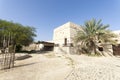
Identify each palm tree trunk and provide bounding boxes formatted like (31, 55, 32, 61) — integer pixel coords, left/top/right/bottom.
(90, 41, 96, 55)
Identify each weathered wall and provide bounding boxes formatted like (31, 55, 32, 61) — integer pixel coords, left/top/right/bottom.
(53, 22, 81, 54)
(113, 30, 120, 44)
(22, 43, 44, 51)
(53, 22, 71, 45)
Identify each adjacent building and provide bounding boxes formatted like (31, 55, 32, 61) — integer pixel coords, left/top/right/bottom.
(22, 41, 54, 52)
(113, 30, 120, 44)
(112, 30, 120, 55)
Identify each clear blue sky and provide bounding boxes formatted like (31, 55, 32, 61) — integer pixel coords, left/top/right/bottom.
(0, 0, 120, 41)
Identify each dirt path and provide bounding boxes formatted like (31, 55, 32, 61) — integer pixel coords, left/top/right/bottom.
(0, 53, 71, 80)
(0, 53, 120, 80)
(65, 55, 120, 80)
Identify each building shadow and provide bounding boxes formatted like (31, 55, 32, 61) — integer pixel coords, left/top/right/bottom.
(14, 62, 37, 68)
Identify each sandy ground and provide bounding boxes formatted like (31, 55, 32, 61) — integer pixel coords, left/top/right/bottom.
(66, 55, 120, 80)
(0, 52, 120, 80)
(0, 52, 71, 80)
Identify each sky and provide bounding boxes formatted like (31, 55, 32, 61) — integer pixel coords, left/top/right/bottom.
(0, 0, 120, 41)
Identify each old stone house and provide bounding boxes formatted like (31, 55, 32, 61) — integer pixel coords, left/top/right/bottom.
(53, 22, 120, 55)
(53, 22, 82, 54)
(22, 22, 120, 55)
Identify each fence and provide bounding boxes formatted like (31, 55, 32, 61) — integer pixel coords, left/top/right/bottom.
(0, 32, 15, 70)
(0, 48, 15, 70)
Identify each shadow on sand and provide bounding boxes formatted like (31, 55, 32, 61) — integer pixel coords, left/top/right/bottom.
(14, 62, 37, 68)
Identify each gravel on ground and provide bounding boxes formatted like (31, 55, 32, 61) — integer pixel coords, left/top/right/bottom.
(0, 52, 120, 80)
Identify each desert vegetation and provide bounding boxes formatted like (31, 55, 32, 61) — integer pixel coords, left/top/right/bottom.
(0, 19, 36, 69)
(74, 19, 117, 56)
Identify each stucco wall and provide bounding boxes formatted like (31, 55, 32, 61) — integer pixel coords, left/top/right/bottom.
(53, 22, 81, 45)
(53, 22, 71, 46)
(53, 22, 81, 54)
(113, 30, 120, 44)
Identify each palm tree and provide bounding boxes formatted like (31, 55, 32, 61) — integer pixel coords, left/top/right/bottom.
(74, 19, 117, 56)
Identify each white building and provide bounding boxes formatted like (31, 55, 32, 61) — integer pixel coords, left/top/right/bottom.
(22, 43, 43, 51)
(53, 22, 120, 55)
(53, 22, 82, 54)
(113, 30, 120, 44)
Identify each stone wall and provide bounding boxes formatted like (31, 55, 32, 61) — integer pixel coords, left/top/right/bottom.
(22, 43, 44, 51)
(53, 22, 81, 54)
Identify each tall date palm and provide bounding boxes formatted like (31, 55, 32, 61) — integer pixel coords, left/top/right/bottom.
(74, 19, 117, 55)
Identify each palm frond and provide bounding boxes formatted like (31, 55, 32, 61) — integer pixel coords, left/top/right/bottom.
(74, 19, 117, 55)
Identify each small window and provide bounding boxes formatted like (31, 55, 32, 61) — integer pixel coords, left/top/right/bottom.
(98, 47, 103, 51)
